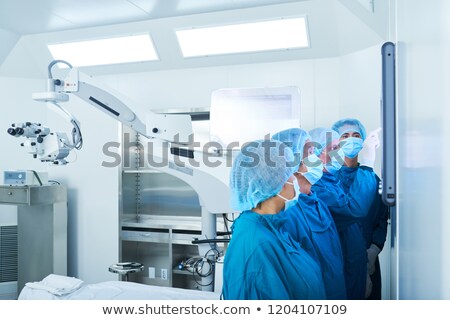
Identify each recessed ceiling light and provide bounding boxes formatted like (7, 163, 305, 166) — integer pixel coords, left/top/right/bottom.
(176, 17, 309, 58)
(48, 34, 159, 67)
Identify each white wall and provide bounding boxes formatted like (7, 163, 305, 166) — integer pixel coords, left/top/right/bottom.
(0, 28, 19, 67)
(0, 77, 47, 226)
(339, 44, 383, 173)
(396, 0, 450, 299)
(339, 45, 382, 130)
(0, 77, 48, 170)
(442, 0, 450, 298)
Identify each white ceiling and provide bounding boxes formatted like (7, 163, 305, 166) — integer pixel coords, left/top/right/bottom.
(0, 0, 307, 35)
(0, 0, 390, 77)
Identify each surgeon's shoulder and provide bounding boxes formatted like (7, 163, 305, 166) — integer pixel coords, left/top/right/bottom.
(232, 212, 274, 239)
(358, 165, 381, 181)
(358, 164, 374, 172)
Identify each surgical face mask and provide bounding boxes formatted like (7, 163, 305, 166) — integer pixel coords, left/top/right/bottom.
(313, 145, 323, 157)
(277, 179, 300, 211)
(301, 154, 324, 185)
(340, 137, 363, 159)
(325, 148, 345, 174)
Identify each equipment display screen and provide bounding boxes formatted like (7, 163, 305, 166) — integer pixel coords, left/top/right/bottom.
(209, 87, 301, 150)
(4, 171, 26, 183)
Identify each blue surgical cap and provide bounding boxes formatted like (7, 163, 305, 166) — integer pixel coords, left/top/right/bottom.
(309, 127, 340, 155)
(272, 128, 311, 159)
(230, 139, 296, 212)
(331, 118, 367, 140)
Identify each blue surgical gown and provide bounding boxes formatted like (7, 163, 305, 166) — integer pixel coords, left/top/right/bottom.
(337, 165, 389, 299)
(282, 193, 346, 299)
(222, 210, 326, 300)
(312, 170, 376, 299)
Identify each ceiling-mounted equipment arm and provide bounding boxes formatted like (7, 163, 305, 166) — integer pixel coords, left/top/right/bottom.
(32, 62, 193, 143)
(71, 78, 147, 136)
(9, 60, 193, 165)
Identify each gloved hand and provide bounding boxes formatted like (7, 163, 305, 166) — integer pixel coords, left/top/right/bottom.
(365, 271, 373, 299)
(358, 128, 381, 168)
(367, 243, 381, 275)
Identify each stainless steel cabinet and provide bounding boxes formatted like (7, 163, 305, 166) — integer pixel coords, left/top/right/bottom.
(118, 124, 225, 291)
(0, 185, 67, 293)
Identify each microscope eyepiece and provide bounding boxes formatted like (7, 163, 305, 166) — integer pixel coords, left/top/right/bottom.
(7, 128, 17, 136)
(7, 127, 25, 136)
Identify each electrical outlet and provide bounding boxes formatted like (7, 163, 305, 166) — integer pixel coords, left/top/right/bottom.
(161, 268, 168, 280)
(148, 267, 155, 279)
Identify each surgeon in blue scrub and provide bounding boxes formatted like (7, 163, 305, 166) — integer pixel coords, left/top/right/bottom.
(222, 139, 326, 300)
(309, 127, 377, 300)
(272, 128, 346, 300)
(331, 118, 389, 300)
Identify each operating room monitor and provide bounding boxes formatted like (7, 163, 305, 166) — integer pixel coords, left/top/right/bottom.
(209, 86, 301, 150)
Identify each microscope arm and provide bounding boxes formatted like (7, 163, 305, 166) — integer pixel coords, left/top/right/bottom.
(33, 66, 193, 143)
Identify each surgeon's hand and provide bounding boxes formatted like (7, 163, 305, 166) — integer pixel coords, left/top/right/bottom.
(359, 128, 381, 168)
(367, 243, 381, 275)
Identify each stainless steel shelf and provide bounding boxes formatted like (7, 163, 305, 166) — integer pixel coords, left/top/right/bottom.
(122, 169, 161, 174)
(122, 215, 202, 230)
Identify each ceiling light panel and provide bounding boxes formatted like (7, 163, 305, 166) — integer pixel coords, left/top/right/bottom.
(48, 34, 159, 67)
(176, 17, 309, 58)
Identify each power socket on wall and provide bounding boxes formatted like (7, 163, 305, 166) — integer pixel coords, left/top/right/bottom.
(161, 268, 168, 280)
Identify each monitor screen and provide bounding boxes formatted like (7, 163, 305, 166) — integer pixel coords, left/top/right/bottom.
(209, 86, 301, 150)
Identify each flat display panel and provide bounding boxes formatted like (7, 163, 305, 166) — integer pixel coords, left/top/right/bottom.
(209, 86, 301, 150)
(381, 42, 396, 206)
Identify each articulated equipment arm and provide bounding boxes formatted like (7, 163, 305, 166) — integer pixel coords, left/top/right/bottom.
(12, 60, 192, 165)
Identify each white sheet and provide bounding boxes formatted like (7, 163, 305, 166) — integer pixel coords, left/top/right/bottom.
(25, 274, 84, 296)
(19, 278, 220, 300)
